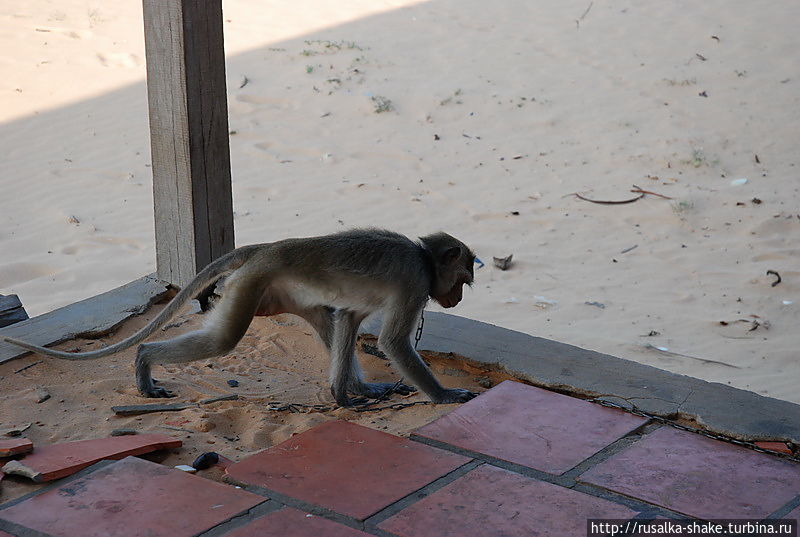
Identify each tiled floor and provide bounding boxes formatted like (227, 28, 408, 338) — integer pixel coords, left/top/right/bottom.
(1, 380, 799, 537)
(413, 380, 647, 474)
(579, 425, 800, 519)
(0, 457, 264, 537)
(225, 420, 470, 520)
(378, 464, 635, 537)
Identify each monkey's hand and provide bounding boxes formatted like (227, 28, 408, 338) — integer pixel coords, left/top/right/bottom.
(432, 388, 478, 404)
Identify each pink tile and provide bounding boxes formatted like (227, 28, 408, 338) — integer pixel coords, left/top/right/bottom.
(579, 427, 800, 519)
(225, 420, 470, 520)
(225, 508, 371, 537)
(0, 457, 264, 537)
(0, 531, 13, 537)
(414, 380, 647, 474)
(0, 433, 181, 481)
(379, 464, 636, 537)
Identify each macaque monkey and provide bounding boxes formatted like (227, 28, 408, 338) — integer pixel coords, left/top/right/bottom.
(4, 230, 477, 406)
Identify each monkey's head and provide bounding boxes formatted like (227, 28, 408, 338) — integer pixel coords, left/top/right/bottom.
(420, 232, 475, 309)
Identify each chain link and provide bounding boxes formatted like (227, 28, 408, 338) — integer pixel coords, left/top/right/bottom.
(589, 398, 800, 462)
(414, 310, 425, 350)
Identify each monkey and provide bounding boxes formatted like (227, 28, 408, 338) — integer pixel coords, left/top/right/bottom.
(3, 229, 478, 407)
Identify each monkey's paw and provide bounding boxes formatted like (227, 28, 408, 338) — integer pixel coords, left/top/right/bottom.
(352, 381, 416, 399)
(432, 388, 478, 404)
(140, 385, 175, 398)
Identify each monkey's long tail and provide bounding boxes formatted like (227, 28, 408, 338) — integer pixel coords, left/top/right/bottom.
(2, 246, 260, 360)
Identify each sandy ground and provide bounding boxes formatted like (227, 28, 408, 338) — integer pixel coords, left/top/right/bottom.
(0, 302, 512, 502)
(1, 0, 798, 409)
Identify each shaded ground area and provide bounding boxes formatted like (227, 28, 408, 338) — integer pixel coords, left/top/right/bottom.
(0, 303, 510, 503)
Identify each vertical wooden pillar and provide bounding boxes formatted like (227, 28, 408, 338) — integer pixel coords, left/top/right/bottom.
(142, 0, 234, 287)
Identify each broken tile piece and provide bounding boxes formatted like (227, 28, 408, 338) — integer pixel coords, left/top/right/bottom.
(0, 433, 181, 482)
(414, 380, 647, 474)
(0, 437, 33, 457)
(0, 457, 264, 537)
(226, 420, 470, 520)
(379, 464, 636, 537)
(225, 507, 372, 537)
(754, 441, 793, 455)
(579, 427, 800, 519)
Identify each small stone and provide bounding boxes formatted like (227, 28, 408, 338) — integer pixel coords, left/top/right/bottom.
(227, 379, 239, 387)
(175, 464, 197, 473)
(475, 377, 493, 389)
(192, 452, 220, 470)
(34, 388, 51, 404)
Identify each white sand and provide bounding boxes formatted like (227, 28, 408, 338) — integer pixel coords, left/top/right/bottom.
(1, 0, 798, 403)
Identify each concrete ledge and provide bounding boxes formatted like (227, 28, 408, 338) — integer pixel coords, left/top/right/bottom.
(362, 312, 800, 445)
(0, 274, 171, 365)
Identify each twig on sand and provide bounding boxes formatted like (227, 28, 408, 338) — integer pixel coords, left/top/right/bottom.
(766, 270, 781, 287)
(14, 361, 42, 374)
(570, 184, 673, 204)
(571, 192, 645, 205)
(575, 1, 594, 28)
(630, 184, 673, 199)
(643, 344, 741, 369)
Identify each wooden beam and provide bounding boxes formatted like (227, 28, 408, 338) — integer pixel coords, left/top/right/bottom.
(142, 0, 234, 287)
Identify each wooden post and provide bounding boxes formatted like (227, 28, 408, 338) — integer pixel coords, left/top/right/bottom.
(142, 0, 234, 287)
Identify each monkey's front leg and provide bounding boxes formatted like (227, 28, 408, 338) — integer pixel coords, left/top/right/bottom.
(378, 305, 477, 404)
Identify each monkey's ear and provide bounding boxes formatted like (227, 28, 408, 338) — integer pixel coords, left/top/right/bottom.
(441, 246, 462, 265)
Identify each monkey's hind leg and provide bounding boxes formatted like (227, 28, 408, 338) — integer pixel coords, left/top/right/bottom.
(135, 275, 263, 398)
(295, 306, 414, 401)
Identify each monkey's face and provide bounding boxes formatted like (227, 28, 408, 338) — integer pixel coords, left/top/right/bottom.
(431, 244, 475, 309)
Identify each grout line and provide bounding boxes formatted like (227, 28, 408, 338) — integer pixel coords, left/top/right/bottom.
(235, 484, 369, 532)
(194, 500, 280, 537)
(767, 494, 800, 520)
(560, 421, 660, 480)
(411, 434, 562, 483)
(571, 482, 696, 519)
(363, 460, 484, 528)
(0, 518, 55, 537)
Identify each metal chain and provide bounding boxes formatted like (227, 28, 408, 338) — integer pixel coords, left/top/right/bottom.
(589, 398, 800, 463)
(414, 309, 425, 350)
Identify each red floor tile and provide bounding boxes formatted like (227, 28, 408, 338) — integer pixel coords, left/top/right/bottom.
(414, 380, 647, 474)
(224, 507, 372, 537)
(0, 433, 181, 481)
(0, 531, 13, 537)
(579, 426, 800, 519)
(0, 438, 32, 457)
(225, 420, 470, 520)
(379, 464, 636, 537)
(0, 457, 264, 537)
